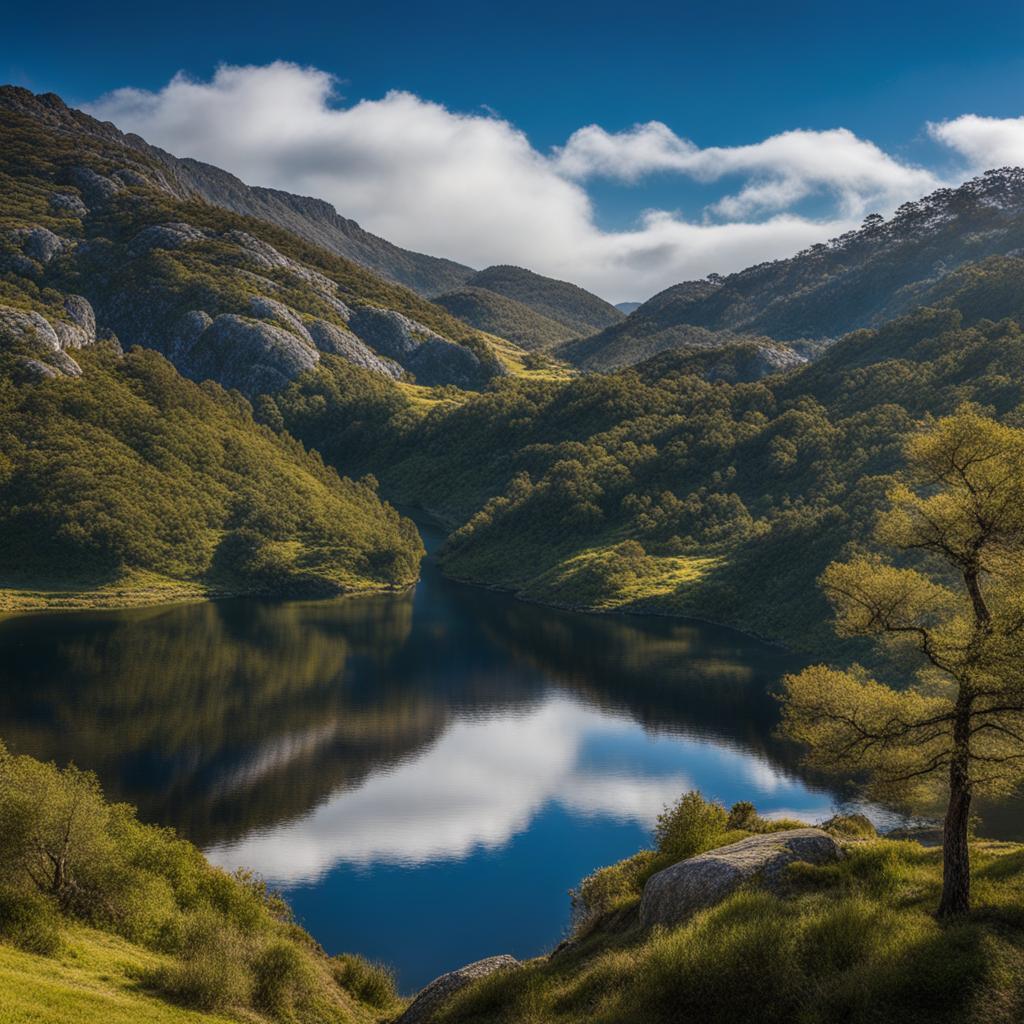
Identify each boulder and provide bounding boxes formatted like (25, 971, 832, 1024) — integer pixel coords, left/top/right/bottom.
(168, 310, 213, 362)
(395, 955, 519, 1024)
(248, 295, 314, 344)
(639, 828, 843, 929)
(305, 319, 403, 378)
(52, 295, 97, 350)
(348, 306, 499, 388)
(0, 305, 84, 378)
(19, 226, 67, 264)
(49, 192, 88, 217)
(181, 313, 319, 396)
(66, 166, 122, 204)
(128, 222, 206, 256)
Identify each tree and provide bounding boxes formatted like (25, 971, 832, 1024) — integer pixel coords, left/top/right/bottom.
(781, 407, 1024, 916)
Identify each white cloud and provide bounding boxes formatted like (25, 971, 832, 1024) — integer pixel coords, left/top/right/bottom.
(555, 124, 939, 219)
(86, 63, 994, 301)
(929, 114, 1024, 172)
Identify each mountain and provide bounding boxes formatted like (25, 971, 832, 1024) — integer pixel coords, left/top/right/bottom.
(432, 284, 579, 350)
(0, 87, 475, 297)
(455, 264, 626, 336)
(0, 85, 505, 397)
(564, 168, 1024, 369)
(615, 301, 642, 314)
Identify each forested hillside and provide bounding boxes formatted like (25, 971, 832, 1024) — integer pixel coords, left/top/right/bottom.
(270, 258, 1024, 652)
(563, 169, 1024, 369)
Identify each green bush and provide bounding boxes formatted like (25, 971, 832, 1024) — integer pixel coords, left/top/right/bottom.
(148, 911, 250, 1011)
(0, 886, 61, 955)
(253, 939, 311, 1017)
(331, 952, 398, 1009)
(653, 791, 729, 864)
(570, 850, 655, 931)
(726, 800, 758, 830)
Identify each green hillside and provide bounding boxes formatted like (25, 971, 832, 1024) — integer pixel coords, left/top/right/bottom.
(433, 285, 578, 350)
(461, 265, 624, 336)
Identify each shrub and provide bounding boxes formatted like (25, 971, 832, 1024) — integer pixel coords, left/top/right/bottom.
(654, 792, 729, 864)
(0, 886, 61, 955)
(253, 939, 310, 1018)
(331, 952, 398, 1009)
(726, 800, 758, 830)
(570, 850, 656, 931)
(146, 911, 250, 1011)
(822, 813, 878, 839)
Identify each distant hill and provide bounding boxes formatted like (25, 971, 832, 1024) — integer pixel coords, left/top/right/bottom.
(563, 168, 1024, 369)
(458, 265, 625, 337)
(432, 285, 578, 350)
(615, 301, 642, 314)
(0, 86, 475, 297)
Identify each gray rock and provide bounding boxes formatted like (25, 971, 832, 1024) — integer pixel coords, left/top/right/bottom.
(248, 295, 314, 343)
(305, 319, 403, 378)
(17, 356, 60, 380)
(52, 295, 97, 350)
(220, 230, 293, 271)
(66, 166, 123, 204)
(0, 306, 62, 353)
(395, 955, 519, 1024)
(111, 167, 149, 188)
(49, 192, 88, 217)
(348, 306, 498, 387)
(0, 305, 84, 378)
(639, 828, 843, 929)
(20, 226, 67, 264)
(168, 310, 213, 362)
(181, 314, 319, 396)
(128, 222, 206, 256)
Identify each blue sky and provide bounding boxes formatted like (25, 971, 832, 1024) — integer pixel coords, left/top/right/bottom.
(6, 1, 1024, 299)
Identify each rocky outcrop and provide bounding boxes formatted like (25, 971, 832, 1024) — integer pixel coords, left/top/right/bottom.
(0, 305, 85, 377)
(127, 222, 207, 256)
(639, 828, 843, 929)
(180, 314, 319, 396)
(349, 307, 499, 388)
(305, 319, 403, 378)
(394, 955, 519, 1024)
(52, 295, 97, 350)
(48, 192, 88, 217)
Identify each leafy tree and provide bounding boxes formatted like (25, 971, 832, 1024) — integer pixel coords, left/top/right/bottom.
(782, 407, 1024, 915)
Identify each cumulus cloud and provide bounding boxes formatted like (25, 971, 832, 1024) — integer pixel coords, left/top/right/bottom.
(86, 63, 997, 301)
(929, 114, 1024, 172)
(555, 124, 939, 219)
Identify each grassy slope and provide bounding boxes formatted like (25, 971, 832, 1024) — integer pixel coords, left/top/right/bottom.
(0, 926, 240, 1024)
(436, 838, 1024, 1024)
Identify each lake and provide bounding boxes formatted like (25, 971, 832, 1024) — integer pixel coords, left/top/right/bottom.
(2, 522, 1019, 991)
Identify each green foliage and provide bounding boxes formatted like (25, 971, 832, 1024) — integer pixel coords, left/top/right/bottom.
(653, 791, 729, 864)
(463, 265, 624, 337)
(330, 953, 399, 1009)
(434, 285, 578, 350)
(0, 741, 385, 1022)
(0, 887, 61, 956)
(437, 837, 1024, 1024)
(0, 346, 423, 599)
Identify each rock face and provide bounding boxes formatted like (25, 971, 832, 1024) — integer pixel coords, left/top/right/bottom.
(395, 955, 519, 1024)
(639, 828, 843, 929)
(349, 307, 498, 388)
(180, 314, 320, 396)
(0, 305, 87, 378)
(305, 319, 404, 378)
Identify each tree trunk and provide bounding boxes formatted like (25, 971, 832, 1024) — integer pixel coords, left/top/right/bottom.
(938, 715, 972, 918)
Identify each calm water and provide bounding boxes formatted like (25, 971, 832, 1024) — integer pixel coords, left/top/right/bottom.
(2, 523, 1020, 990)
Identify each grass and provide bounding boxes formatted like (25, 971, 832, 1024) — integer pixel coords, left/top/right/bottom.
(0, 558, 414, 615)
(485, 333, 576, 382)
(528, 543, 719, 612)
(0, 924, 239, 1024)
(434, 838, 1024, 1024)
